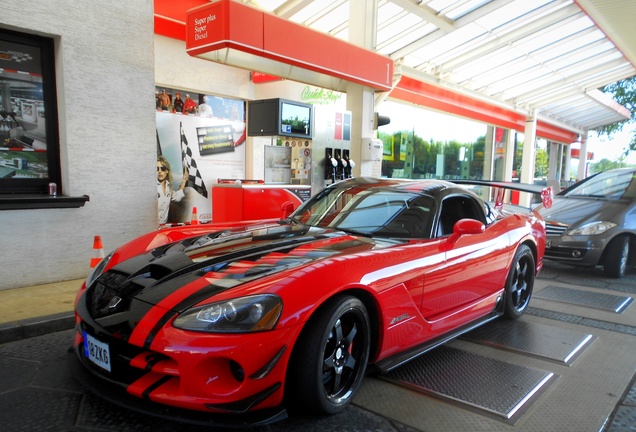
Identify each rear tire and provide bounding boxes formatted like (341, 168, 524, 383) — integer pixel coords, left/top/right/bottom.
(604, 235, 630, 278)
(286, 295, 370, 415)
(503, 245, 535, 319)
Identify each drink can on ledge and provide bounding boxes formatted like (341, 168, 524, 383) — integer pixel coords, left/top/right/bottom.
(48, 182, 57, 196)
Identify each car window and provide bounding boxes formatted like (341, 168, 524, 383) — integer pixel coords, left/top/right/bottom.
(563, 170, 636, 199)
(293, 187, 436, 238)
(437, 195, 487, 237)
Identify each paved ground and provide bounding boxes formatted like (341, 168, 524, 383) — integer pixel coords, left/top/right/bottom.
(0, 261, 635, 431)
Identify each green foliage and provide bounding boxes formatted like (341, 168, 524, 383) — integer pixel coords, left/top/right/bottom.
(595, 76, 636, 153)
(378, 130, 549, 180)
(379, 130, 486, 179)
(590, 158, 627, 173)
(535, 148, 549, 178)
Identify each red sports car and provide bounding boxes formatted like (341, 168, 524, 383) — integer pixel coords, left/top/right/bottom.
(69, 177, 547, 427)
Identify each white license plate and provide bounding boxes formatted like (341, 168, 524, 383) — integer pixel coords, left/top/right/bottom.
(83, 332, 111, 372)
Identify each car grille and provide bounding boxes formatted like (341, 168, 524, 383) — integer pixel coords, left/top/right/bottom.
(545, 222, 568, 237)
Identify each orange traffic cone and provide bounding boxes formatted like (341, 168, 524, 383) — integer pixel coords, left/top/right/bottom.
(190, 207, 198, 225)
(90, 235, 105, 268)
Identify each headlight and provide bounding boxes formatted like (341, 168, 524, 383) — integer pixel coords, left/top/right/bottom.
(85, 251, 114, 288)
(173, 294, 282, 333)
(568, 221, 617, 236)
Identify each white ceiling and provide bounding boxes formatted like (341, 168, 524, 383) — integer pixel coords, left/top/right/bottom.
(243, 0, 635, 134)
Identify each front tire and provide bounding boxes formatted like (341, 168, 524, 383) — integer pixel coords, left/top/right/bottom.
(604, 235, 630, 278)
(286, 295, 370, 415)
(503, 245, 535, 319)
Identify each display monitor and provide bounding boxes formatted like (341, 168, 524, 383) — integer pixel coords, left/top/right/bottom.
(279, 99, 312, 139)
(247, 98, 313, 139)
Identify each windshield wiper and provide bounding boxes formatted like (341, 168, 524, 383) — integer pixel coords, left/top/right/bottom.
(337, 227, 373, 237)
(278, 216, 302, 225)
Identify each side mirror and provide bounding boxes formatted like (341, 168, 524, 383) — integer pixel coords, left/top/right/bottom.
(454, 218, 485, 235)
(446, 218, 485, 246)
(280, 201, 295, 219)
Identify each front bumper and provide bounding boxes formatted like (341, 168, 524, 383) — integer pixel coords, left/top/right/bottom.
(544, 235, 607, 266)
(69, 317, 300, 427)
(67, 346, 287, 428)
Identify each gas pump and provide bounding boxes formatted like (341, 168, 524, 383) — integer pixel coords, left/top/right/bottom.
(325, 147, 338, 183)
(313, 106, 352, 190)
(343, 150, 353, 178)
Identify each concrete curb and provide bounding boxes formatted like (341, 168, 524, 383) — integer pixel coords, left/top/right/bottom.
(0, 312, 75, 344)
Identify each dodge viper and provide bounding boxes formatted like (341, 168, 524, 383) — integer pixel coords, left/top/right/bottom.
(69, 177, 547, 427)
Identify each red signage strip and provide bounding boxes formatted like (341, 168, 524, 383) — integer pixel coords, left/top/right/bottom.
(252, 72, 283, 84)
(571, 148, 594, 160)
(536, 120, 579, 144)
(391, 76, 579, 143)
(391, 76, 526, 132)
(154, 14, 187, 41)
(185, 0, 393, 92)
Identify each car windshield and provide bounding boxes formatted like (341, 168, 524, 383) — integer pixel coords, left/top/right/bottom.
(291, 185, 436, 238)
(562, 169, 636, 199)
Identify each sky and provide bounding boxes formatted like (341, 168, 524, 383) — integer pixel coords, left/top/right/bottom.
(583, 128, 636, 165)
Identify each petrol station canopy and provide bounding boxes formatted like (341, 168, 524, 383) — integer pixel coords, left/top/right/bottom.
(155, 0, 636, 141)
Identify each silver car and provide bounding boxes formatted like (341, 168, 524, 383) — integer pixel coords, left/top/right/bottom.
(535, 168, 636, 278)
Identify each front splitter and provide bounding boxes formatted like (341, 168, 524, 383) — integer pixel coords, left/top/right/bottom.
(66, 347, 288, 428)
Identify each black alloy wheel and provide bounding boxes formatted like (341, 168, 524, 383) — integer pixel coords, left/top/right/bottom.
(503, 245, 535, 319)
(286, 295, 370, 415)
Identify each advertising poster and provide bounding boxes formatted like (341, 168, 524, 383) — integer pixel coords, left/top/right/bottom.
(156, 87, 246, 225)
(0, 39, 48, 179)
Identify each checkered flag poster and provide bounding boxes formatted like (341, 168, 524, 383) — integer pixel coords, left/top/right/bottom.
(180, 123, 208, 198)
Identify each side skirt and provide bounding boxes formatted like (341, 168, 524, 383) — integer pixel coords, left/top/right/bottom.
(371, 310, 503, 374)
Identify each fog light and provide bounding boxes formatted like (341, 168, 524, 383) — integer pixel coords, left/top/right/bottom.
(229, 360, 245, 382)
(572, 250, 581, 258)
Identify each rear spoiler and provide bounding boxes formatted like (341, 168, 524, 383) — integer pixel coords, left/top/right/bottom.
(451, 179, 553, 209)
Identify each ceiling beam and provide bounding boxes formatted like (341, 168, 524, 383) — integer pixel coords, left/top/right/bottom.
(388, 0, 456, 33)
(274, 0, 315, 19)
(437, 3, 582, 73)
(388, 0, 515, 61)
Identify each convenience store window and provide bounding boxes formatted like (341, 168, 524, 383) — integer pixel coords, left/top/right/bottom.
(0, 30, 62, 199)
(379, 102, 488, 180)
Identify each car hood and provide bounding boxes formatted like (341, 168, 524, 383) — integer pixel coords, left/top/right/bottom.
(80, 223, 398, 336)
(537, 196, 623, 227)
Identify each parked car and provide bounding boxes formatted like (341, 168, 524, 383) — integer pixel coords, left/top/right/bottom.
(69, 177, 546, 427)
(535, 167, 636, 278)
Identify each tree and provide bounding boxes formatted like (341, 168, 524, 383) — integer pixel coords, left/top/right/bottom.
(535, 147, 549, 178)
(595, 76, 636, 153)
(590, 158, 626, 174)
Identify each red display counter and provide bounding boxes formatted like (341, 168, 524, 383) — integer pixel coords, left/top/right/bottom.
(212, 183, 311, 222)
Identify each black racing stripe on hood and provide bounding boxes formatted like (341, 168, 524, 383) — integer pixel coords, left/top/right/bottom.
(106, 230, 332, 302)
(141, 236, 349, 348)
(88, 229, 384, 346)
(137, 234, 334, 304)
(88, 234, 331, 339)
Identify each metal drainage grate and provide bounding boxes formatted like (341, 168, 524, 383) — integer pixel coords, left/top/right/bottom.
(383, 346, 557, 424)
(462, 320, 594, 366)
(534, 285, 633, 313)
